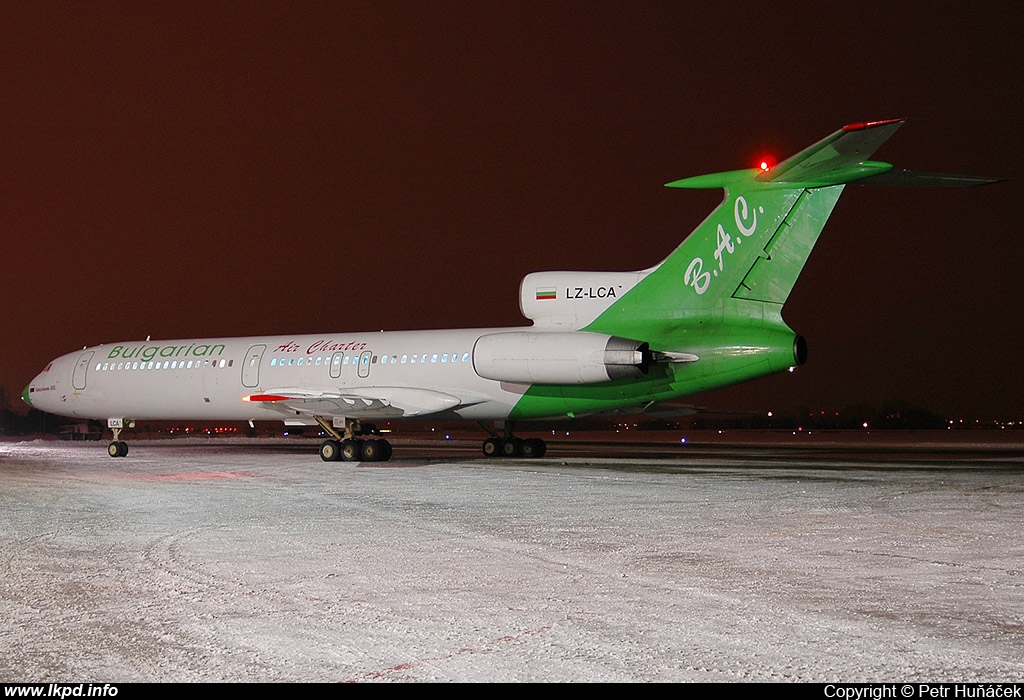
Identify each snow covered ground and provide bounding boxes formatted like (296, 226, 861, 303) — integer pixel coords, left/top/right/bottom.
(1, 439, 1022, 682)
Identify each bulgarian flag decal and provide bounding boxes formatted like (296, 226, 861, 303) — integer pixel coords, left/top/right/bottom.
(535, 288, 557, 301)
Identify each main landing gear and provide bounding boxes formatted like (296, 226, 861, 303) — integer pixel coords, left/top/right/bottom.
(106, 418, 133, 458)
(479, 422, 547, 459)
(316, 416, 392, 463)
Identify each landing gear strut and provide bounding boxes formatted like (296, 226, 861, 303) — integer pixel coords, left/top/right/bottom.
(315, 416, 392, 463)
(479, 422, 546, 459)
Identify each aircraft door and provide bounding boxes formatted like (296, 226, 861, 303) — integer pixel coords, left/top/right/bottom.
(73, 351, 94, 390)
(242, 344, 266, 388)
(330, 351, 344, 379)
(357, 350, 372, 378)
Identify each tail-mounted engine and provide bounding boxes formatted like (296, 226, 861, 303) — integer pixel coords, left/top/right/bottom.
(473, 332, 652, 385)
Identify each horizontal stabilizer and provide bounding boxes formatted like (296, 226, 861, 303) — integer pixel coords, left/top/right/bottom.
(852, 169, 1006, 187)
(757, 119, 906, 185)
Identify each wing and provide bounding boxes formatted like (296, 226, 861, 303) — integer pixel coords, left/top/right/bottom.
(243, 386, 488, 420)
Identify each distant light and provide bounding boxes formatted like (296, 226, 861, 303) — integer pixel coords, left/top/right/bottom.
(862, 422, 869, 428)
(767, 411, 773, 417)
(680, 437, 687, 444)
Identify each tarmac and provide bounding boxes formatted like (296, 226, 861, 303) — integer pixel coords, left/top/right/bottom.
(1, 434, 1022, 682)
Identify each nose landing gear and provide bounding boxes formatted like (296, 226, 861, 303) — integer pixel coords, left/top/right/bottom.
(106, 418, 132, 458)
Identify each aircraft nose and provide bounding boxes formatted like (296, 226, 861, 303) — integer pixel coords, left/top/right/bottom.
(22, 382, 34, 408)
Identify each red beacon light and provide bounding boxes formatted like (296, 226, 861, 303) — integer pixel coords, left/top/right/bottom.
(757, 155, 776, 173)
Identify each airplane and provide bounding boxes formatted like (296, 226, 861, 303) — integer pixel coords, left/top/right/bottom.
(22, 119, 1001, 462)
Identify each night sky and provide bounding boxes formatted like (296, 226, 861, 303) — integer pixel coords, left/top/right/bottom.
(2, 2, 1021, 420)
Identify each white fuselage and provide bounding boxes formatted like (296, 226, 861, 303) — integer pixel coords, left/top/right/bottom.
(26, 328, 532, 424)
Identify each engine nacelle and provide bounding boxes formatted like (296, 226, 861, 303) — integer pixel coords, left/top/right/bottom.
(473, 332, 651, 385)
(520, 270, 646, 329)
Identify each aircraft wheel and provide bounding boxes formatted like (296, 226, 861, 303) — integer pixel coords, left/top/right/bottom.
(360, 439, 386, 462)
(107, 441, 128, 458)
(319, 439, 342, 462)
(521, 438, 546, 459)
(482, 437, 502, 458)
(341, 439, 362, 462)
(502, 438, 523, 457)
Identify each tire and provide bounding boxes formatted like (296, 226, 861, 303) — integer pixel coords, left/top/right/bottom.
(482, 437, 502, 458)
(341, 439, 361, 462)
(107, 442, 121, 458)
(501, 438, 522, 458)
(521, 438, 546, 459)
(319, 440, 341, 462)
(361, 439, 384, 462)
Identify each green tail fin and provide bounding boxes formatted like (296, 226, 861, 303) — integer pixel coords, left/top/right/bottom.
(583, 118, 1000, 345)
(508, 120, 1002, 419)
(582, 170, 844, 344)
